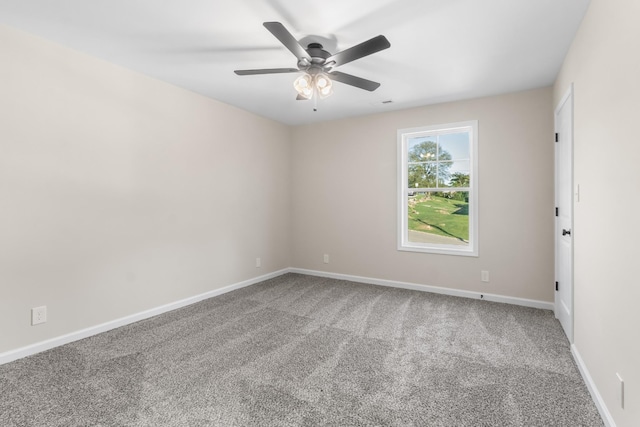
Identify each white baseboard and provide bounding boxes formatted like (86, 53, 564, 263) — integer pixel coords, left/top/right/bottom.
(571, 344, 616, 427)
(0, 268, 289, 366)
(289, 268, 554, 310)
(1, 267, 554, 366)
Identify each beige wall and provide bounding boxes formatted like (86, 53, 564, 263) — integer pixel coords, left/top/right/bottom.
(554, 0, 640, 424)
(291, 87, 554, 302)
(0, 26, 291, 354)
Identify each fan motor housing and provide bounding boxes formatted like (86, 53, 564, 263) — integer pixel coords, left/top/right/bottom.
(306, 43, 330, 64)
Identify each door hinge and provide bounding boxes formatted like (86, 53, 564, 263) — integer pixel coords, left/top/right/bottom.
(555, 281, 559, 291)
(555, 207, 559, 217)
(555, 133, 559, 142)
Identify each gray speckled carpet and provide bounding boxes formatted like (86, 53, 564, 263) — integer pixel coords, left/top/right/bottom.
(1, 273, 602, 426)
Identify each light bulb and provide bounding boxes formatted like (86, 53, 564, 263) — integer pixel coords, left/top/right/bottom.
(294, 74, 314, 99)
(314, 73, 333, 99)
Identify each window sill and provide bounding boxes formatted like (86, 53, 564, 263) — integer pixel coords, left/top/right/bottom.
(397, 244, 478, 257)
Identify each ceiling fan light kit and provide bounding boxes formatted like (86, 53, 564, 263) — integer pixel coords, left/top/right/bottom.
(294, 72, 333, 100)
(234, 22, 390, 105)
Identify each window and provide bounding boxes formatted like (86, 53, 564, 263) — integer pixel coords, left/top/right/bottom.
(397, 121, 478, 256)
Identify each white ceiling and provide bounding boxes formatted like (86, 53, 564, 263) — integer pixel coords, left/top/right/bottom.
(0, 0, 590, 126)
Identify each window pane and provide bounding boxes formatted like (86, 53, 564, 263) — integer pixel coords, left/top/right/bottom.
(440, 160, 470, 187)
(408, 138, 437, 163)
(408, 163, 437, 188)
(407, 191, 469, 246)
(439, 132, 470, 160)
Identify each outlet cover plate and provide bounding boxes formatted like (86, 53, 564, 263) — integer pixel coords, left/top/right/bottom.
(481, 271, 489, 282)
(31, 306, 47, 325)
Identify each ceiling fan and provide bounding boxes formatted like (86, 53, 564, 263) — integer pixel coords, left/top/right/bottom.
(234, 22, 390, 101)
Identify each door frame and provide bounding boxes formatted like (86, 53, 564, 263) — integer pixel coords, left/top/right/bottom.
(554, 84, 574, 343)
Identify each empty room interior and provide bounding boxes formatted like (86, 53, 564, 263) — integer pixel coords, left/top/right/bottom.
(1, 0, 638, 426)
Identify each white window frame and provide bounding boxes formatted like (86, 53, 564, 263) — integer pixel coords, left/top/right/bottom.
(397, 120, 478, 257)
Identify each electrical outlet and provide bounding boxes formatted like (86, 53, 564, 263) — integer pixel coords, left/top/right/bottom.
(481, 271, 490, 282)
(256, 257, 261, 268)
(323, 254, 329, 264)
(31, 306, 47, 325)
(617, 373, 624, 409)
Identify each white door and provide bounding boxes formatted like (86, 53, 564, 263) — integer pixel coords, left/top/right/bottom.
(555, 85, 573, 342)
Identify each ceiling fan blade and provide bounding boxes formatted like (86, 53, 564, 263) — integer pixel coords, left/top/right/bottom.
(234, 68, 300, 75)
(296, 94, 309, 101)
(329, 71, 381, 91)
(263, 22, 311, 61)
(326, 35, 390, 68)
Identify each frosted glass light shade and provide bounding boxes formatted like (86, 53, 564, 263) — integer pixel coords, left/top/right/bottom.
(293, 74, 314, 99)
